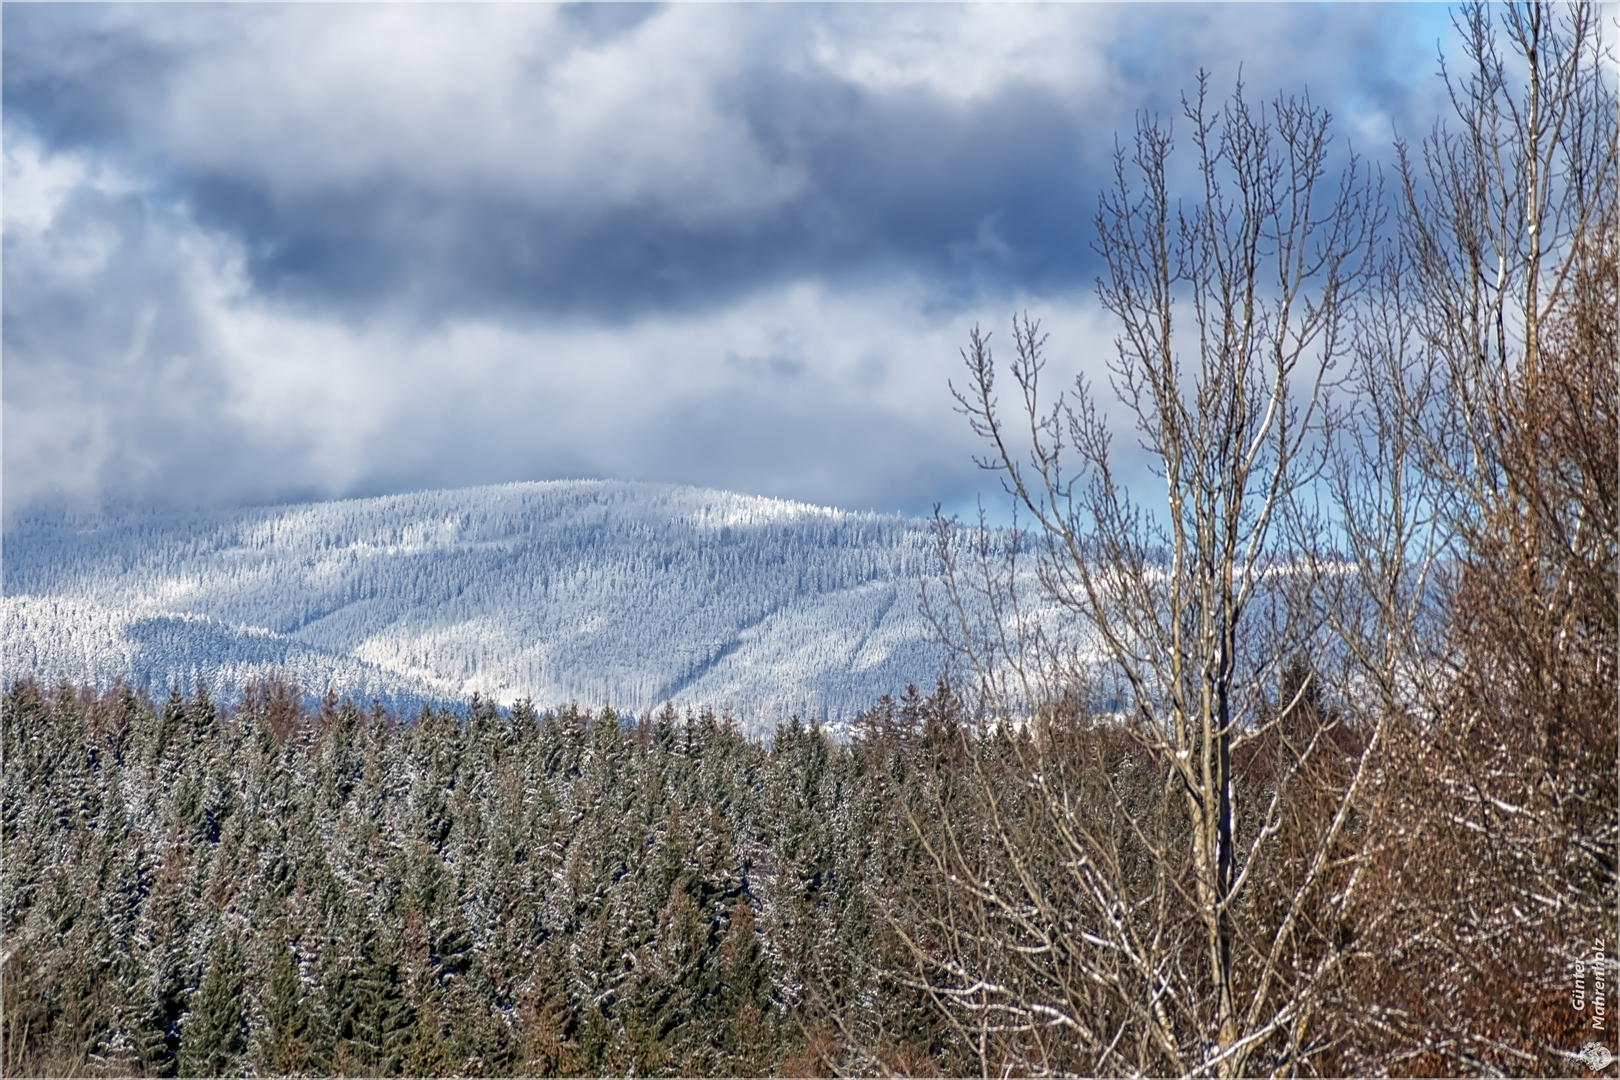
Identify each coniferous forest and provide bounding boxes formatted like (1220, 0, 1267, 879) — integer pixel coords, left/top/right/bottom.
(3, 678, 974, 1077)
(5, 637, 1615, 1077)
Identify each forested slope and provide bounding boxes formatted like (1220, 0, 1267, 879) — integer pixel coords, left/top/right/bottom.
(3, 481, 973, 729)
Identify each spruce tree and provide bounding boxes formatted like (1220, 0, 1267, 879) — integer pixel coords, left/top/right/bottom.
(250, 925, 313, 1076)
(177, 930, 246, 1077)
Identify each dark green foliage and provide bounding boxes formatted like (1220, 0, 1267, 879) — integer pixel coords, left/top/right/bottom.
(177, 931, 246, 1077)
(0, 677, 981, 1077)
(252, 924, 314, 1076)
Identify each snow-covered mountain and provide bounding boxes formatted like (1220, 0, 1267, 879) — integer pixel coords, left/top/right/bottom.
(3, 480, 967, 728)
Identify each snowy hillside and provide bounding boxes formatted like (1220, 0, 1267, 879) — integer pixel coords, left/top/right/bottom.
(3, 481, 972, 728)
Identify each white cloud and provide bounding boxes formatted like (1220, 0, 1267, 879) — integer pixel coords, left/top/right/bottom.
(56, 5, 1434, 214)
(4, 121, 1124, 517)
(148, 5, 808, 220)
(807, 5, 1123, 106)
(3, 138, 89, 241)
(4, 3, 1467, 519)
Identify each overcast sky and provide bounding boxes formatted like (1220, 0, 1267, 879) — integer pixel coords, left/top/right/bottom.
(4, 3, 1460, 522)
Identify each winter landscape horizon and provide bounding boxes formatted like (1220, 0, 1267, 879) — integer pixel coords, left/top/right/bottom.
(4, 4, 1613, 1077)
(4, 477, 991, 730)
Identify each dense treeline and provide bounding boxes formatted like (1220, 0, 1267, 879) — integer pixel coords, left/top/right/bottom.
(1, 676, 989, 1077)
(7, 636, 1608, 1077)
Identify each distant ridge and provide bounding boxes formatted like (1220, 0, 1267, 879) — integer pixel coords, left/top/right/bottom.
(2, 480, 964, 730)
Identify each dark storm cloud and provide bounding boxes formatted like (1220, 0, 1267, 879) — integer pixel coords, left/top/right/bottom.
(3, 4, 1458, 518)
(1, 5, 182, 148)
(12, 4, 1443, 326)
(10, 10, 1096, 323)
(178, 134, 1081, 327)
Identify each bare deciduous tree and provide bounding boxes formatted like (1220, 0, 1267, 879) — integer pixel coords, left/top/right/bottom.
(907, 74, 1385, 1077)
(901, 5, 1616, 1077)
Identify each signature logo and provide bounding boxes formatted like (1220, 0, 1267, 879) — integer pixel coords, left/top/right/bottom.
(1582, 1042, 1614, 1072)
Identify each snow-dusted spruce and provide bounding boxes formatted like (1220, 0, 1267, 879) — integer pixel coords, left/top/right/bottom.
(3, 480, 1001, 731)
(0, 677, 976, 1076)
